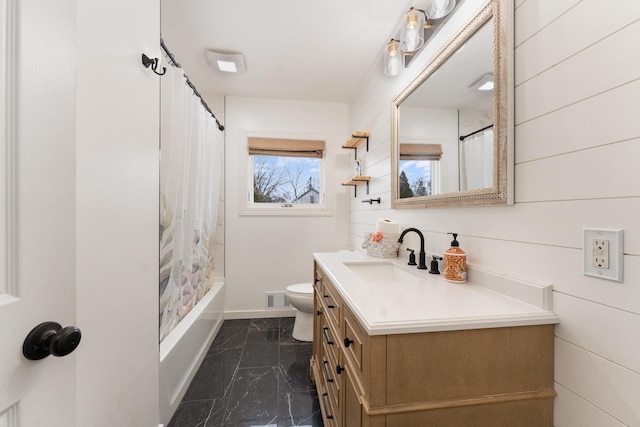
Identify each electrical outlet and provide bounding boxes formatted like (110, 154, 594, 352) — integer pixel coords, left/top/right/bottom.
(584, 228, 623, 282)
(592, 239, 609, 268)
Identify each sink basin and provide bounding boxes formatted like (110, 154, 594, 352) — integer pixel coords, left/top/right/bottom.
(344, 262, 423, 283)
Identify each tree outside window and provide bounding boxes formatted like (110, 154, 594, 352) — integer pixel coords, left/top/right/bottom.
(399, 160, 432, 198)
(252, 155, 321, 204)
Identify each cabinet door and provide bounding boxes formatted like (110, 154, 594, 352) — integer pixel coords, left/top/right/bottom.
(343, 308, 366, 374)
(343, 368, 362, 427)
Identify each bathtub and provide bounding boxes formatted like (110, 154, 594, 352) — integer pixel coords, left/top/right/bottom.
(159, 281, 225, 425)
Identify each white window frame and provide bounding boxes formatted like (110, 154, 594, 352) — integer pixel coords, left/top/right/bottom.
(239, 131, 333, 217)
(431, 160, 441, 195)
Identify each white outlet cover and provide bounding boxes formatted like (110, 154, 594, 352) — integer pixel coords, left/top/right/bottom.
(583, 228, 623, 283)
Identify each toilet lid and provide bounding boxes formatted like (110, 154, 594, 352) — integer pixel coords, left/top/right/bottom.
(287, 282, 313, 296)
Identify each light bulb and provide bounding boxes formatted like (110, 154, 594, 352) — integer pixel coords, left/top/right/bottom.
(404, 31, 422, 52)
(384, 39, 402, 76)
(216, 60, 237, 73)
(426, 0, 456, 20)
(469, 73, 494, 91)
(400, 8, 425, 52)
(388, 41, 398, 56)
(406, 13, 419, 30)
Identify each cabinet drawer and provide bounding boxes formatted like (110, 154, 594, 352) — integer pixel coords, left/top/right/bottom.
(314, 265, 323, 294)
(319, 390, 339, 427)
(321, 278, 342, 330)
(314, 356, 340, 427)
(319, 307, 340, 367)
(322, 323, 339, 364)
(321, 355, 340, 411)
(322, 342, 342, 419)
(313, 293, 323, 362)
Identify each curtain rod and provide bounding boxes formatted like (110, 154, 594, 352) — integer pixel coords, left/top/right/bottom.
(459, 124, 493, 141)
(160, 38, 225, 131)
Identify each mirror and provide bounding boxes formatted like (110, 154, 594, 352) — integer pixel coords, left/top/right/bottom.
(391, 0, 513, 208)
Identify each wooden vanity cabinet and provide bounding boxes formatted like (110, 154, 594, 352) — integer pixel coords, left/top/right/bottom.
(312, 262, 345, 426)
(311, 262, 556, 426)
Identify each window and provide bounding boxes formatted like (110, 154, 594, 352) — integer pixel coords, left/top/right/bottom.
(246, 137, 326, 212)
(399, 143, 442, 198)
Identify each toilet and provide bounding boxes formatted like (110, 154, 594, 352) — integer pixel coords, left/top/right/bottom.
(286, 282, 314, 342)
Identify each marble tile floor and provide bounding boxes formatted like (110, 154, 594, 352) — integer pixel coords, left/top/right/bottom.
(167, 317, 323, 427)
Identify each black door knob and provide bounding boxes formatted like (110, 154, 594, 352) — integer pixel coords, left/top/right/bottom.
(23, 321, 82, 360)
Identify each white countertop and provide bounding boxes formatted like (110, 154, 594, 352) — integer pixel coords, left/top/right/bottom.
(314, 251, 559, 335)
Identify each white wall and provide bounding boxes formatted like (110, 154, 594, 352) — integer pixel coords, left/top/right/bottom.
(224, 97, 350, 316)
(400, 107, 459, 193)
(348, 0, 640, 425)
(76, 0, 160, 425)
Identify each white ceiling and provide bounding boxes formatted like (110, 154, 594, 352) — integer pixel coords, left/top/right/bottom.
(401, 17, 493, 110)
(160, 0, 414, 103)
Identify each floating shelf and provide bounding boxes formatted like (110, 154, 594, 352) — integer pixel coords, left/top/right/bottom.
(342, 131, 370, 149)
(342, 176, 370, 186)
(342, 131, 370, 160)
(342, 176, 370, 198)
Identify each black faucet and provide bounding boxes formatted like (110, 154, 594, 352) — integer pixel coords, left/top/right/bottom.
(398, 228, 427, 269)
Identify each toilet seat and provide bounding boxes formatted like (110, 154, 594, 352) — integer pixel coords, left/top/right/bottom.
(286, 282, 313, 296)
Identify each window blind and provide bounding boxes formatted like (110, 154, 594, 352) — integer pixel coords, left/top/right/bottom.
(248, 137, 325, 158)
(399, 143, 443, 161)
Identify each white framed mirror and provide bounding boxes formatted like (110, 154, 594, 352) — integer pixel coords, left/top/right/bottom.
(391, 0, 513, 208)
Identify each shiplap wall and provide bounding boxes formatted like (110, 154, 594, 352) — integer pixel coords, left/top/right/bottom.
(347, 0, 640, 425)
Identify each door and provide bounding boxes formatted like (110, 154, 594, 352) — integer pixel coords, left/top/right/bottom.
(344, 368, 363, 427)
(0, 0, 78, 425)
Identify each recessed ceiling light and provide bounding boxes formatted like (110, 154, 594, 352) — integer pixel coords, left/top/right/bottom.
(206, 50, 246, 74)
(469, 73, 494, 91)
(477, 81, 494, 91)
(216, 60, 237, 73)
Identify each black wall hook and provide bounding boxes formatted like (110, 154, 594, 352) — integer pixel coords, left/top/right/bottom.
(141, 53, 166, 76)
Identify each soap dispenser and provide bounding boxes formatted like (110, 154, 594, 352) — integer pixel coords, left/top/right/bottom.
(444, 233, 467, 283)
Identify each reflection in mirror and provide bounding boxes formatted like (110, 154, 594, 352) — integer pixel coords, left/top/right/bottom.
(392, 0, 513, 208)
(399, 19, 492, 198)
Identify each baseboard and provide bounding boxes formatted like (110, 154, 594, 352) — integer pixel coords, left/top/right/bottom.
(224, 308, 296, 319)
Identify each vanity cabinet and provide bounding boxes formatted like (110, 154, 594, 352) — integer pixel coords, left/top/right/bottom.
(313, 262, 344, 426)
(311, 261, 556, 426)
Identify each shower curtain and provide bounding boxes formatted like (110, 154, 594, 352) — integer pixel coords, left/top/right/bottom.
(460, 128, 493, 191)
(159, 64, 223, 341)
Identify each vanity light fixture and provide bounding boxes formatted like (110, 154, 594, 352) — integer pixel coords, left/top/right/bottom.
(470, 73, 494, 91)
(205, 50, 246, 74)
(426, 0, 457, 20)
(384, 39, 403, 76)
(385, 0, 457, 75)
(400, 8, 429, 53)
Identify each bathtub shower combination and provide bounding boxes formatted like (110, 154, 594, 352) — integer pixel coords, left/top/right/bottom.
(158, 44, 225, 425)
(159, 282, 225, 424)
